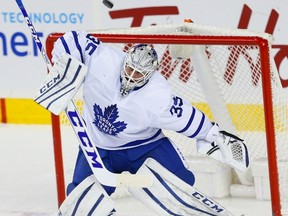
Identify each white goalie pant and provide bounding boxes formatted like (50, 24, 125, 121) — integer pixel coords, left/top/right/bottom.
(58, 175, 114, 216)
(129, 158, 234, 216)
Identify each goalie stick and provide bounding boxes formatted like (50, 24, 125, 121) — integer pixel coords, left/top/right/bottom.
(15, 0, 153, 188)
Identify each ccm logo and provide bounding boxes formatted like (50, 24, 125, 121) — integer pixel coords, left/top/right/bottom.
(68, 110, 103, 169)
(39, 73, 61, 93)
(25, 17, 41, 44)
(192, 191, 224, 213)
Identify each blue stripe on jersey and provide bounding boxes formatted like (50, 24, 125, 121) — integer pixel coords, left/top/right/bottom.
(119, 129, 162, 148)
(188, 112, 205, 138)
(71, 31, 84, 63)
(147, 167, 217, 215)
(60, 37, 70, 54)
(177, 106, 196, 133)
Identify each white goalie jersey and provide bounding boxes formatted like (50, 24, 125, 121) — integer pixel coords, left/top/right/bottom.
(52, 31, 213, 150)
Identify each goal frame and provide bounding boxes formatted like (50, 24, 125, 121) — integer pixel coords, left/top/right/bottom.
(46, 33, 280, 215)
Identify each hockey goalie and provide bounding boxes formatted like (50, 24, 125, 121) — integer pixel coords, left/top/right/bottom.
(36, 31, 249, 216)
(14, 0, 250, 214)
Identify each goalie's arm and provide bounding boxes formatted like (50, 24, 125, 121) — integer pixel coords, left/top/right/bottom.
(153, 93, 249, 171)
(154, 93, 214, 140)
(34, 31, 103, 115)
(51, 30, 101, 65)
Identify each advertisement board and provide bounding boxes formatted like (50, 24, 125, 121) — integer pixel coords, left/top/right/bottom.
(0, 0, 287, 123)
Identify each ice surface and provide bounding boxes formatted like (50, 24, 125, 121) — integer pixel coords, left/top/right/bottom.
(0, 124, 272, 216)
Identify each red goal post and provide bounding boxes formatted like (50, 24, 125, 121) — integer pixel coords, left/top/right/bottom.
(46, 23, 287, 216)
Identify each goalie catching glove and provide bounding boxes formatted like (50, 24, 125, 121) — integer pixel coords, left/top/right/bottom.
(197, 124, 250, 171)
(34, 53, 87, 115)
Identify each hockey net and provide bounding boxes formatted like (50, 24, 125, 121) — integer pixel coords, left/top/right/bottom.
(46, 23, 288, 216)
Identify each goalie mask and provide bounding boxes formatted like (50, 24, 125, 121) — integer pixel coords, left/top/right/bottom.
(120, 44, 158, 97)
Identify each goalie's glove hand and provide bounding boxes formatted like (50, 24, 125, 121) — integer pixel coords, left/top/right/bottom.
(196, 124, 250, 171)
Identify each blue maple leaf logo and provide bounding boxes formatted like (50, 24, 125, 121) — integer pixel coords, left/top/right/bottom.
(93, 103, 127, 136)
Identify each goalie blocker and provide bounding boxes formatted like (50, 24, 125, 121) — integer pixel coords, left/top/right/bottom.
(34, 53, 87, 115)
